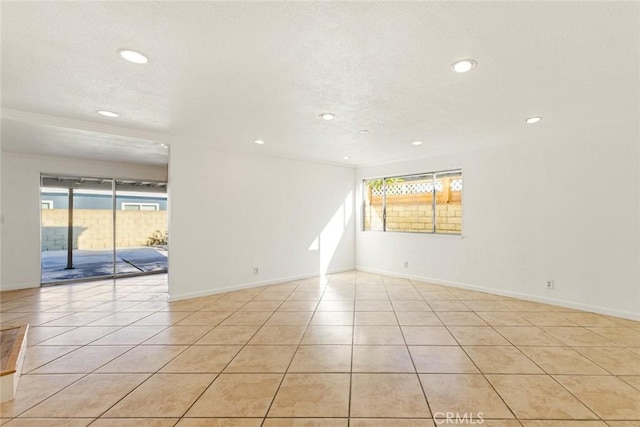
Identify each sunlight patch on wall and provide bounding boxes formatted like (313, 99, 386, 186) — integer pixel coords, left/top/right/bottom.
(308, 192, 353, 275)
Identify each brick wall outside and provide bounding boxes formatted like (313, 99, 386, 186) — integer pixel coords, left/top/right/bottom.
(41, 210, 167, 250)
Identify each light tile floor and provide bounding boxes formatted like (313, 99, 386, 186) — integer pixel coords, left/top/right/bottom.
(1, 271, 639, 426)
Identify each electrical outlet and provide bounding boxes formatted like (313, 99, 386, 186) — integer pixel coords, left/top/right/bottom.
(403, 261, 409, 268)
(546, 280, 554, 289)
(253, 267, 260, 276)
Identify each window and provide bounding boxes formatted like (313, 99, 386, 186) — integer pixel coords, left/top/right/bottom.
(363, 179, 384, 231)
(434, 171, 463, 234)
(362, 170, 462, 234)
(121, 203, 159, 211)
(41, 200, 54, 209)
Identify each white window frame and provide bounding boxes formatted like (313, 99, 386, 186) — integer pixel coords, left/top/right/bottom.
(121, 202, 160, 211)
(362, 169, 462, 235)
(41, 200, 54, 209)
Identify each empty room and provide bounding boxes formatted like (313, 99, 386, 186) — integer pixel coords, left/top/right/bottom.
(1, 1, 639, 426)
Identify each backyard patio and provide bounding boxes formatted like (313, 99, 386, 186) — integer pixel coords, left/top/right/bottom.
(41, 246, 167, 283)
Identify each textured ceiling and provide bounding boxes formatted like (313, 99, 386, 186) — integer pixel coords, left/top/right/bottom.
(1, 117, 168, 166)
(1, 2, 638, 167)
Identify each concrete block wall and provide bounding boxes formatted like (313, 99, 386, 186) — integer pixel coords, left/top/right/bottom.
(386, 201, 434, 232)
(41, 210, 167, 250)
(115, 211, 167, 247)
(40, 210, 72, 250)
(364, 190, 462, 234)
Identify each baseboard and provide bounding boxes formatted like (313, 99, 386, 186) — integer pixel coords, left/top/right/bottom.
(0, 282, 40, 292)
(356, 266, 640, 321)
(168, 266, 355, 302)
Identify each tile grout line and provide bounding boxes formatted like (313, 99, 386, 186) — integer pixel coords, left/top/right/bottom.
(435, 297, 607, 423)
(101, 281, 224, 424)
(347, 277, 360, 427)
(392, 277, 435, 422)
(173, 285, 292, 424)
(14, 279, 171, 420)
(258, 275, 332, 426)
(43, 287, 181, 421)
(8, 280, 172, 419)
(427, 288, 520, 422)
(3, 273, 640, 424)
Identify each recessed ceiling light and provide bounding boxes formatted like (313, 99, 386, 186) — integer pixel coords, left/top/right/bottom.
(342, 156, 351, 160)
(119, 49, 148, 64)
(526, 117, 542, 124)
(412, 141, 423, 146)
(97, 110, 119, 118)
(358, 130, 369, 134)
(452, 59, 476, 73)
(320, 113, 335, 121)
(254, 139, 265, 145)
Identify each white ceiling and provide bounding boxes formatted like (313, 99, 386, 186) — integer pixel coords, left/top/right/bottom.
(1, 112, 168, 166)
(1, 2, 638, 167)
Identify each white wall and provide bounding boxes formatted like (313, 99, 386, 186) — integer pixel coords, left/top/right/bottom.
(0, 150, 3, 289)
(0, 152, 168, 290)
(168, 144, 355, 301)
(356, 128, 640, 320)
(3, 134, 637, 320)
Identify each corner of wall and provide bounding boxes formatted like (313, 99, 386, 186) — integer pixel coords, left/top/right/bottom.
(0, 149, 3, 290)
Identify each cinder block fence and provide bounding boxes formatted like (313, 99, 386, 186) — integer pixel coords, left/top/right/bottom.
(41, 210, 167, 250)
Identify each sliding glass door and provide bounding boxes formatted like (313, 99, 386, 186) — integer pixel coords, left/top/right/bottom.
(40, 176, 115, 283)
(115, 180, 168, 277)
(40, 174, 168, 285)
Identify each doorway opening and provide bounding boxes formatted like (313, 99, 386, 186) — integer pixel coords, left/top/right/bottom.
(40, 174, 168, 284)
